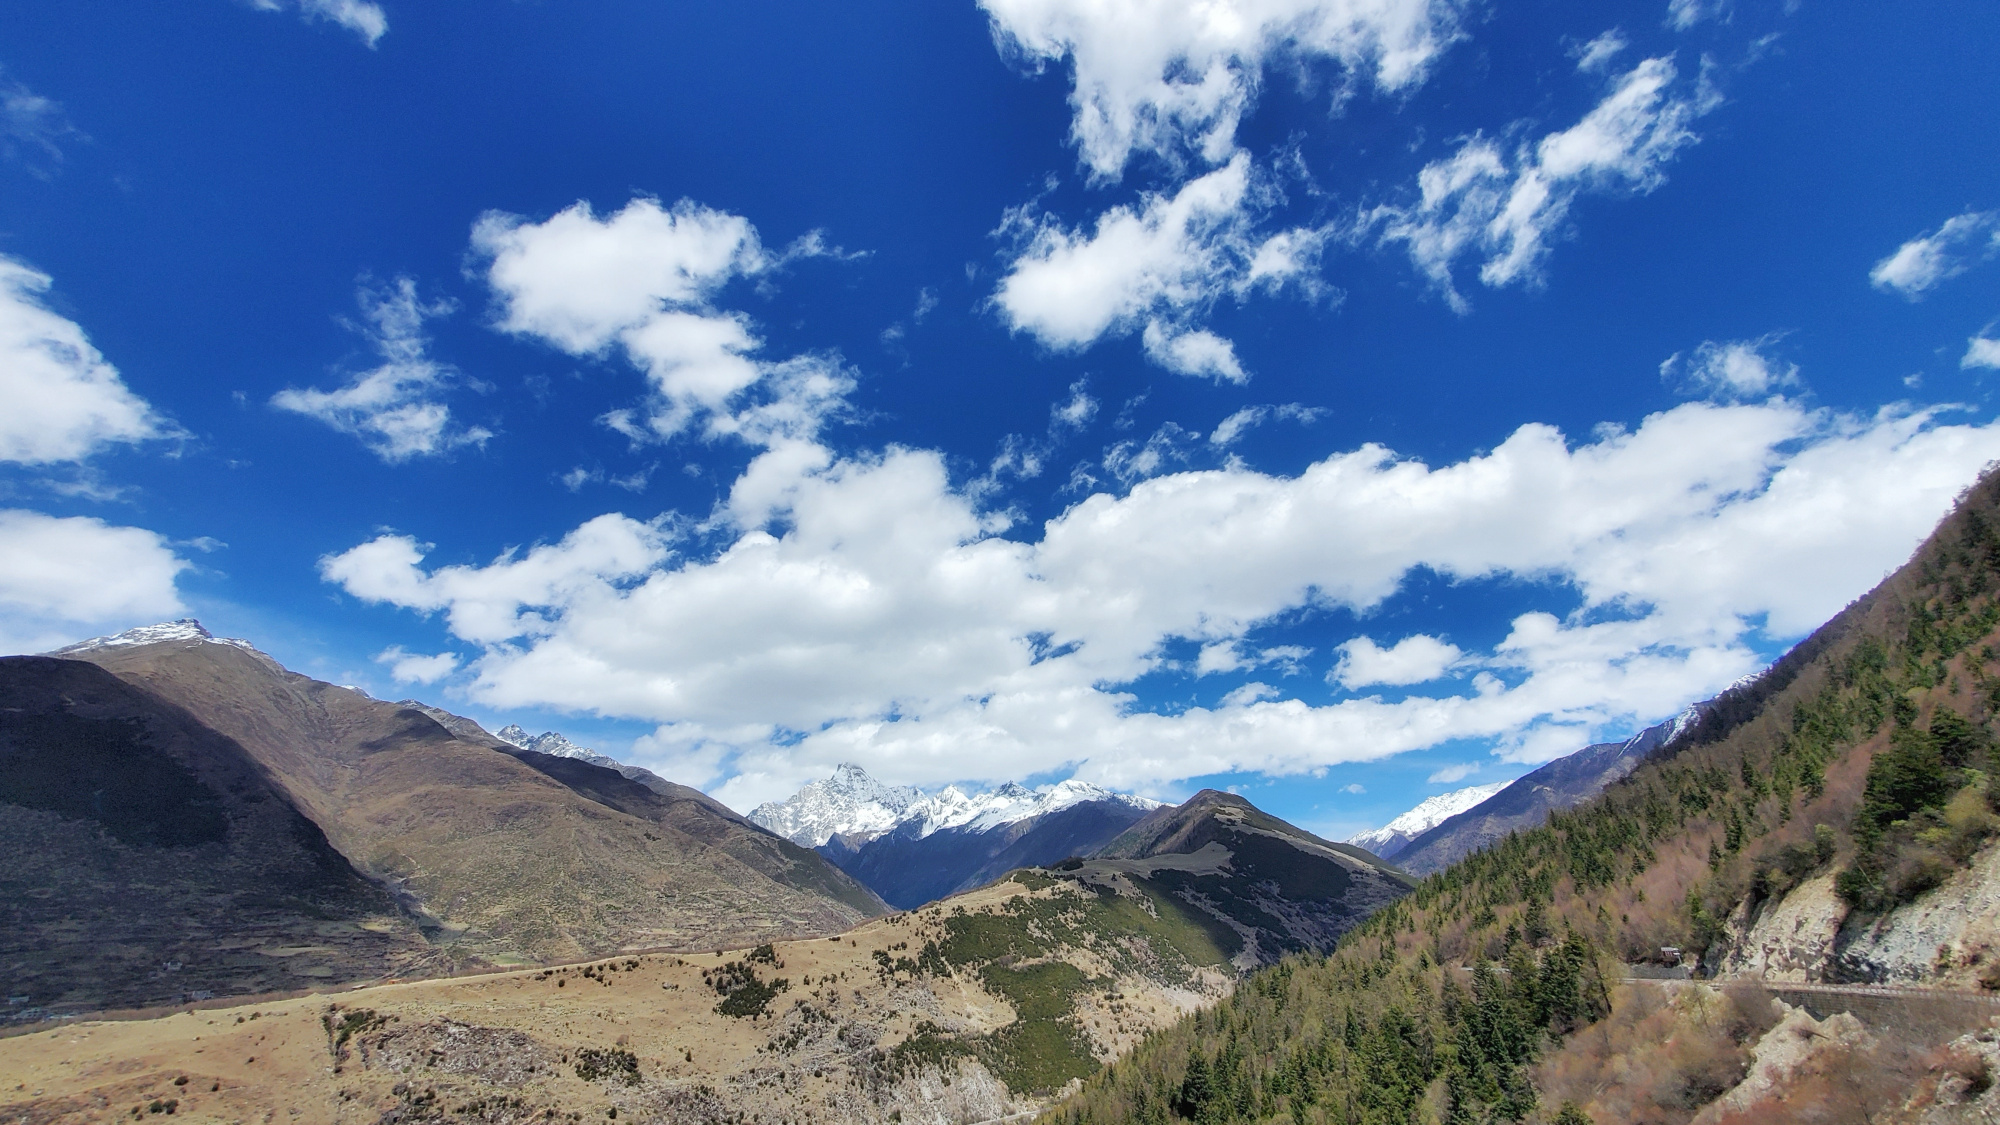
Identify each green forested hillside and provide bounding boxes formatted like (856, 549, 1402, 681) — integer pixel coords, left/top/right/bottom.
(1043, 469, 2000, 1125)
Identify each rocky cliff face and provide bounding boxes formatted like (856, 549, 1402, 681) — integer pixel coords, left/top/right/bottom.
(1708, 836, 2000, 989)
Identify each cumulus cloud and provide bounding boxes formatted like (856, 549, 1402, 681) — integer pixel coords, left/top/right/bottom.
(0, 255, 173, 464)
(1368, 56, 1713, 310)
(247, 0, 388, 47)
(1964, 335, 2000, 371)
(1870, 210, 2000, 300)
(0, 509, 190, 654)
(324, 392, 2000, 808)
(993, 155, 1325, 375)
(374, 645, 459, 685)
(1332, 634, 1464, 689)
(1050, 379, 1100, 429)
(1661, 334, 1798, 400)
(271, 278, 492, 462)
(995, 156, 1251, 346)
(474, 196, 851, 448)
(1426, 762, 1477, 784)
(980, 0, 1466, 181)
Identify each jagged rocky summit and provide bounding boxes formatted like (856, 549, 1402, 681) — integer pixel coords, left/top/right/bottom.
(752, 763, 1165, 909)
(749, 762, 1160, 848)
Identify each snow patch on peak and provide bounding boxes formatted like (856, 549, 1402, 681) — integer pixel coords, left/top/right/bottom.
(495, 723, 603, 762)
(749, 764, 1162, 847)
(1350, 781, 1509, 858)
(52, 619, 267, 658)
(748, 764, 924, 847)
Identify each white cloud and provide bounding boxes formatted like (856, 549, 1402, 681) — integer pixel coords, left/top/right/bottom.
(474, 196, 850, 447)
(1661, 334, 1798, 400)
(0, 509, 190, 654)
(248, 0, 388, 47)
(1964, 335, 2000, 371)
(0, 255, 173, 464)
(1341, 783, 1366, 794)
(1197, 641, 1311, 676)
(0, 72, 80, 176)
(323, 394, 2000, 808)
(271, 278, 491, 462)
(1870, 210, 2000, 300)
(1665, 0, 1729, 31)
(475, 198, 764, 355)
(1571, 30, 1628, 74)
(1209, 402, 1323, 446)
(980, 0, 1466, 181)
(1368, 56, 1711, 310)
(1104, 421, 1202, 483)
(374, 645, 459, 685)
(1051, 379, 1100, 429)
(1426, 762, 1476, 783)
(1332, 634, 1464, 689)
(995, 155, 1251, 347)
(993, 155, 1327, 375)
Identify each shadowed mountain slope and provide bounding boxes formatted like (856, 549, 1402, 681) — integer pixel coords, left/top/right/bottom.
(0, 656, 434, 1020)
(55, 626, 885, 967)
(1078, 789, 1415, 968)
(1389, 706, 1699, 875)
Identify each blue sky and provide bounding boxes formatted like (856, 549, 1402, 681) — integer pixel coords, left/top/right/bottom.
(3, 0, 1999, 839)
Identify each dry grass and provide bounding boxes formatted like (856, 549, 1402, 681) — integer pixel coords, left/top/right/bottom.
(1529, 982, 1780, 1125)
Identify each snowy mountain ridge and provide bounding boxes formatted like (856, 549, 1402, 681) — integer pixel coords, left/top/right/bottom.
(749, 764, 1162, 848)
(494, 723, 610, 765)
(52, 619, 262, 657)
(1349, 781, 1509, 859)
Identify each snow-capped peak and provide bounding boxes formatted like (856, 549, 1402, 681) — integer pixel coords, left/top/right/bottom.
(495, 724, 605, 763)
(747, 764, 924, 847)
(51, 619, 261, 655)
(749, 765, 1161, 847)
(1350, 781, 1509, 859)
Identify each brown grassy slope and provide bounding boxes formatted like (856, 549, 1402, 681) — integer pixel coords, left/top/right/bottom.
(0, 657, 435, 1020)
(0, 875, 1235, 1125)
(62, 635, 885, 965)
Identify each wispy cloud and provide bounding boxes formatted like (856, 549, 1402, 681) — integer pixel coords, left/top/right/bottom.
(1870, 210, 2000, 300)
(0, 71, 82, 177)
(1366, 56, 1716, 310)
(271, 278, 492, 462)
(246, 0, 388, 48)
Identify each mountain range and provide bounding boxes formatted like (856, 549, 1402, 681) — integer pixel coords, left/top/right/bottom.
(0, 770, 1417, 1122)
(753, 763, 1163, 908)
(6, 621, 885, 1016)
(1385, 701, 1706, 874)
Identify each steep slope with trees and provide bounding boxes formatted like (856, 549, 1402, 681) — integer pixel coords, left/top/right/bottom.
(1042, 468, 2000, 1125)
